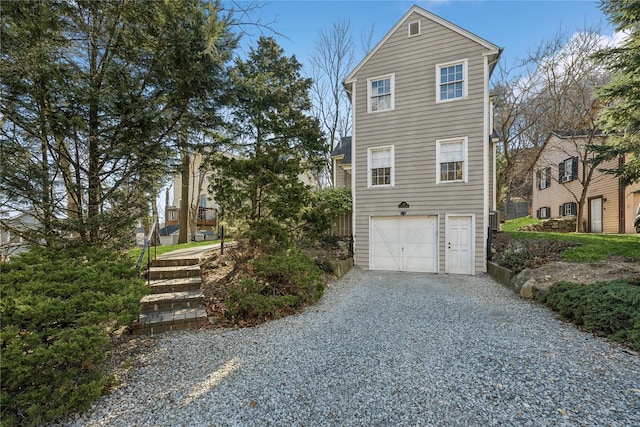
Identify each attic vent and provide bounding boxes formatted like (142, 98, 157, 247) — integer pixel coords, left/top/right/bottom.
(408, 20, 420, 37)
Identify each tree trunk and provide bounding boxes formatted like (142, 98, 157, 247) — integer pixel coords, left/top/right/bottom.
(178, 149, 190, 243)
(87, 21, 101, 242)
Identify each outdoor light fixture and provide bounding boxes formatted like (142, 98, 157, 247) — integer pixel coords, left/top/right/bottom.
(398, 201, 410, 216)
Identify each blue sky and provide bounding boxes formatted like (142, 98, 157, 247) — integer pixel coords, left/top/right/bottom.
(234, 0, 614, 72)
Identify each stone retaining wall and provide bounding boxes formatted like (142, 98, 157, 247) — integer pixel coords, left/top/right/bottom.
(517, 218, 582, 233)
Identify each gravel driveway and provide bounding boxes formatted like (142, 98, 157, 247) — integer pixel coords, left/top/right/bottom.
(57, 268, 639, 427)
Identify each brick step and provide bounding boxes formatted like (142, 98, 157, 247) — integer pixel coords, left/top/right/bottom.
(132, 307, 208, 335)
(151, 258, 201, 268)
(140, 290, 204, 311)
(147, 277, 202, 294)
(147, 265, 201, 280)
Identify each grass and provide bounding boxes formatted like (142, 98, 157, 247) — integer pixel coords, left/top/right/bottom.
(500, 216, 542, 232)
(501, 218, 640, 262)
(127, 239, 222, 262)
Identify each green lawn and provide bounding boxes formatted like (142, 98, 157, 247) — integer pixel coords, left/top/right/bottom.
(501, 218, 640, 262)
(127, 239, 222, 262)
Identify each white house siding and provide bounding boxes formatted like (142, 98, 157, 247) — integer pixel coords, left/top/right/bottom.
(350, 9, 498, 273)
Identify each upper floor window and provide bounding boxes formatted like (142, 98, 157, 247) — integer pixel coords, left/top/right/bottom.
(436, 137, 468, 183)
(538, 167, 551, 190)
(559, 156, 578, 183)
(436, 60, 468, 103)
(368, 146, 394, 187)
(408, 20, 420, 37)
(367, 75, 395, 113)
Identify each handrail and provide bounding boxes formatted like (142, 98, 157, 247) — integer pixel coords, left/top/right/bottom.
(136, 219, 159, 271)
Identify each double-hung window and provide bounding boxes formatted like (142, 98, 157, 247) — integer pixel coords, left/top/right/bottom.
(367, 75, 395, 112)
(538, 167, 551, 189)
(559, 157, 578, 183)
(436, 60, 467, 102)
(368, 146, 394, 187)
(436, 137, 467, 183)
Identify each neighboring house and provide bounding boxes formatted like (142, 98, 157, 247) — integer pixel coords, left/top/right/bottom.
(167, 153, 218, 236)
(331, 136, 352, 189)
(0, 212, 39, 261)
(343, 5, 502, 274)
(532, 132, 640, 233)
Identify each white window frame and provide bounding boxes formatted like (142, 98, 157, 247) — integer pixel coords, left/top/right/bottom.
(408, 20, 420, 37)
(436, 137, 468, 184)
(367, 74, 395, 113)
(367, 145, 394, 188)
(436, 59, 468, 103)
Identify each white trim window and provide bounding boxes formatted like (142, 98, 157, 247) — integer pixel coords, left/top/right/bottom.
(368, 146, 394, 187)
(436, 59, 468, 103)
(367, 74, 395, 113)
(436, 137, 468, 183)
(538, 167, 551, 190)
(408, 20, 420, 37)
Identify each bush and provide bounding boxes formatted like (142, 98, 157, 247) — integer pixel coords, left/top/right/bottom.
(0, 246, 146, 427)
(540, 280, 640, 350)
(224, 248, 324, 324)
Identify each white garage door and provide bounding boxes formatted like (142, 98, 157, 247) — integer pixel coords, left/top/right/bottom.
(370, 216, 437, 273)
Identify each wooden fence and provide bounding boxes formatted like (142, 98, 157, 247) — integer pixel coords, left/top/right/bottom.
(327, 212, 352, 237)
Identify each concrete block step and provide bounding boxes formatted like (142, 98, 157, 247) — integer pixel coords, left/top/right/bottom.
(151, 258, 201, 268)
(147, 277, 202, 294)
(147, 265, 201, 280)
(132, 307, 208, 335)
(140, 290, 204, 311)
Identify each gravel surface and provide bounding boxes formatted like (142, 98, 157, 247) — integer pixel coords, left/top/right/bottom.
(54, 268, 640, 427)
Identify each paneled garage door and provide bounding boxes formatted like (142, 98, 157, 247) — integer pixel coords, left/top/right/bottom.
(370, 216, 438, 273)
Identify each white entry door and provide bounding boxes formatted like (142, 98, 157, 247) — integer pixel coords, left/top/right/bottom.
(370, 216, 437, 273)
(446, 215, 474, 275)
(590, 198, 603, 233)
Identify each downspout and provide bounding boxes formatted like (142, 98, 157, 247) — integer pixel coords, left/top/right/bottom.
(345, 80, 357, 265)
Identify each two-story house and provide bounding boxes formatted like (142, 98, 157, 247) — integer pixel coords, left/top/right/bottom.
(342, 5, 502, 274)
(532, 132, 640, 233)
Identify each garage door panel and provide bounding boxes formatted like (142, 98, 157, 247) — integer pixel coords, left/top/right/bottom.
(370, 216, 437, 273)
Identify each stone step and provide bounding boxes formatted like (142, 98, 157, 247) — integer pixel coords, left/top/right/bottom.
(147, 277, 202, 294)
(151, 258, 201, 268)
(132, 307, 209, 335)
(147, 264, 201, 280)
(140, 290, 204, 311)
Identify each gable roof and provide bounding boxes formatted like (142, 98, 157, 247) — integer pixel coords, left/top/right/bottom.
(344, 5, 502, 86)
(331, 136, 352, 165)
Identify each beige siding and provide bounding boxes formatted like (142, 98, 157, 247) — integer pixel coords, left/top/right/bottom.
(531, 135, 638, 233)
(332, 158, 351, 189)
(351, 11, 494, 272)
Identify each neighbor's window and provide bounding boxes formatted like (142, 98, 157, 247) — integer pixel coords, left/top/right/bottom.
(437, 137, 467, 183)
(367, 75, 395, 112)
(537, 207, 551, 219)
(437, 60, 467, 102)
(368, 146, 394, 187)
(559, 157, 578, 182)
(561, 202, 577, 216)
(539, 167, 551, 189)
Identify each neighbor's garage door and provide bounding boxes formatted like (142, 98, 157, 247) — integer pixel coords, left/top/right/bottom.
(370, 216, 437, 273)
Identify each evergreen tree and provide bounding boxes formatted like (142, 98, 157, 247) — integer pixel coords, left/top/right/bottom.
(207, 37, 324, 247)
(0, 0, 236, 247)
(591, 0, 640, 186)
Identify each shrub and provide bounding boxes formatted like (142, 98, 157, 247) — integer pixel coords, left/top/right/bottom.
(541, 280, 640, 350)
(224, 248, 324, 324)
(0, 246, 146, 427)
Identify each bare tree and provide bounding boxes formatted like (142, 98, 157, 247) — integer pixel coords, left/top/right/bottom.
(493, 27, 611, 226)
(309, 19, 355, 187)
